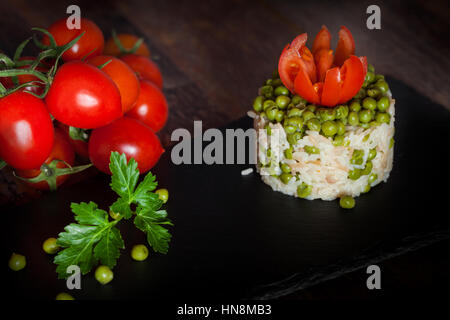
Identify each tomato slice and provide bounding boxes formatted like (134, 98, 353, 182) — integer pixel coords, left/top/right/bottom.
(338, 55, 365, 104)
(359, 56, 368, 75)
(278, 44, 301, 92)
(293, 60, 320, 105)
(312, 25, 331, 54)
(334, 26, 355, 67)
(321, 67, 342, 107)
(314, 49, 334, 82)
(299, 46, 317, 83)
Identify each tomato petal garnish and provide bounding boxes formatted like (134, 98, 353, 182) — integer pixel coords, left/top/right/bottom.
(334, 26, 355, 67)
(278, 44, 301, 92)
(314, 49, 334, 82)
(299, 46, 317, 83)
(338, 55, 365, 104)
(321, 67, 342, 107)
(359, 56, 368, 75)
(312, 25, 331, 54)
(293, 60, 320, 105)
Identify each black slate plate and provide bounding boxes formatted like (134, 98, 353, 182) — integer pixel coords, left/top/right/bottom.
(2, 77, 450, 300)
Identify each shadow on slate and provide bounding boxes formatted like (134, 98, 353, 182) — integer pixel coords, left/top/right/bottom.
(2, 76, 450, 300)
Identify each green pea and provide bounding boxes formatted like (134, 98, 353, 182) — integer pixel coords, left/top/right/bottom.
(368, 148, 377, 161)
(95, 265, 114, 285)
(253, 96, 264, 112)
(362, 160, 373, 175)
(350, 101, 362, 112)
(306, 118, 321, 131)
(280, 173, 293, 184)
(369, 120, 380, 127)
(275, 110, 285, 122)
(363, 184, 371, 193)
(265, 124, 272, 136)
(319, 108, 336, 121)
(348, 111, 359, 126)
(375, 80, 389, 94)
(339, 196, 355, 209)
(321, 120, 338, 137)
(9, 253, 26, 271)
(292, 95, 306, 106)
(284, 147, 293, 159)
(340, 117, 348, 125)
(274, 86, 289, 96)
(275, 95, 290, 109)
(368, 173, 378, 185)
(284, 124, 296, 134)
(263, 99, 275, 111)
(376, 112, 390, 124)
(271, 78, 282, 87)
(287, 107, 304, 117)
(259, 111, 266, 118)
(348, 168, 362, 180)
(336, 120, 346, 136)
(304, 145, 320, 154)
(333, 135, 345, 146)
(43, 237, 60, 254)
(335, 105, 349, 120)
(390, 138, 395, 149)
(131, 244, 149, 261)
(367, 88, 381, 98)
(302, 110, 315, 122)
(377, 96, 390, 112)
(360, 122, 370, 129)
(287, 132, 302, 145)
(266, 106, 278, 121)
(260, 85, 274, 98)
(280, 162, 291, 173)
(365, 71, 375, 83)
(56, 293, 75, 300)
(375, 74, 385, 81)
(363, 133, 370, 142)
(306, 104, 317, 112)
(265, 78, 273, 86)
(362, 97, 377, 110)
(155, 188, 169, 203)
(266, 148, 272, 158)
(297, 182, 312, 198)
(368, 64, 375, 73)
(359, 109, 372, 123)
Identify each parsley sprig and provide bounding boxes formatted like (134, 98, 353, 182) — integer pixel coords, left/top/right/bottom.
(54, 152, 172, 279)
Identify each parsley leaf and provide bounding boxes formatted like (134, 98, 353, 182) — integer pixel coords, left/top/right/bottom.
(54, 202, 124, 279)
(134, 208, 173, 254)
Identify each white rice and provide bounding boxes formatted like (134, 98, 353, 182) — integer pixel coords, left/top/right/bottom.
(254, 94, 395, 200)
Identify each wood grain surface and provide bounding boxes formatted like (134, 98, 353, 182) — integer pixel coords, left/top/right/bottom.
(1, 0, 449, 300)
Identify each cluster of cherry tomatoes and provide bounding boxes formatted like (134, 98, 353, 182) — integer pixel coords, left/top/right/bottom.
(0, 17, 168, 190)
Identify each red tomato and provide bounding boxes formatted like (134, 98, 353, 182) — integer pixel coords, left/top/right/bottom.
(87, 55, 140, 113)
(89, 117, 164, 174)
(312, 25, 331, 54)
(43, 18, 104, 61)
(333, 26, 355, 67)
(337, 55, 365, 104)
(104, 34, 151, 57)
(126, 80, 168, 132)
(293, 59, 320, 105)
(121, 54, 163, 89)
(314, 49, 334, 82)
(16, 128, 75, 190)
(45, 61, 122, 129)
(57, 123, 90, 159)
(321, 67, 341, 106)
(0, 91, 54, 170)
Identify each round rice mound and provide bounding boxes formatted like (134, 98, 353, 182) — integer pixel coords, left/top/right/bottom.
(254, 96, 395, 201)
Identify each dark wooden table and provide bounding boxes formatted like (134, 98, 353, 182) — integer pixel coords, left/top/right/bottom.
(1, 0, 449, 300)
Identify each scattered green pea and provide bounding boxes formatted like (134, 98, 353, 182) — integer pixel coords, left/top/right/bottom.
(321, 120, 338, 137)
(304, 145, 320, 154)
(339, 196, 355, 209)
(155, 188, 169, 203)
(297, 182, 312, 198)
(9, 253, 26, 271)
(131, 244, 149, 261)
(95, 265, 114, 285)
(280, 173, 293, 184)
(56, 293, 75, 300)
(43, 238, 59, 254)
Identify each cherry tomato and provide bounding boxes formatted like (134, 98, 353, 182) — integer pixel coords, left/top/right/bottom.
(87, 55, 140, 113)
(89, 117, 163, 174)
(126, 80, 168, 132)
(121, 54, 163, 89)
(0, 91, 54, 170)
(104, 33, 150, 57)
(45, 61, 122, 129)
(43, 18, 104, 61)
(57, 123, 90, 159)
(16, 128, 75, 190)
(333, 26, 355, 67)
